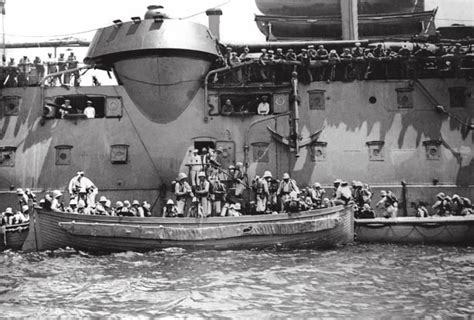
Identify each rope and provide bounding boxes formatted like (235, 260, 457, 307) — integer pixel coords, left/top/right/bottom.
(4, 28, 99, 39)
(179, 0, 232, 20)
(387, 224, 417, 239)
(412, 223, 453, 241)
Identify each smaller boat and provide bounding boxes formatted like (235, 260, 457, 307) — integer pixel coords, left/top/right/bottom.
(255, 10, 437, 40)
(23, 206, 354, 252)
(355, 216, 474, 245)
(0, 223, 30, 251)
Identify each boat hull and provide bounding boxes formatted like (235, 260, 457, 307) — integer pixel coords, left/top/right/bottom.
(355, 216, 474, 245)
(0, 223, 29, 251)
(255, 10, 436, 40)
(24, 206, 353, 252)
(255, 0, 425, 16)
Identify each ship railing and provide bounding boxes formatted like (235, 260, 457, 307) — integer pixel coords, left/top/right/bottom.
(208, 53, 474, 86)
(0, 64, 91, 89)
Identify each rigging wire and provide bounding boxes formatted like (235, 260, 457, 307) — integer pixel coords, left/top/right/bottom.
(178, 0, 232, 20)
(5, 0, 234, 38)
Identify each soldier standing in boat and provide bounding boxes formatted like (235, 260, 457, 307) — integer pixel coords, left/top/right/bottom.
(255, 171, 272, 214)
(209, 175, 226, 216)
(277, 173, 300, 212)
(68, 171, 97, 207)
(174, 172, 193, 216)
(194, 172, 210, 217)
(186, 149, 202, 186)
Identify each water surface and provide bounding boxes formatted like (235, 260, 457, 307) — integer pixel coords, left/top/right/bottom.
(0, 244, 473, 318)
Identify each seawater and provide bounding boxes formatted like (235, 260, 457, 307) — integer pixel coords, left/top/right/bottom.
(0, 244, 473, 318)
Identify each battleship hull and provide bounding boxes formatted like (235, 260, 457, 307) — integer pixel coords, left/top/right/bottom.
(355, 216, 474, 245)
(0, 7, 473, 220)
(23, 206, 354, 252)
(255, 0, 425, 16)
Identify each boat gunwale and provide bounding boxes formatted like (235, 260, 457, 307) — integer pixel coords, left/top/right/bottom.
(35, 205, 348, 226)
(355, 216, 474, 226)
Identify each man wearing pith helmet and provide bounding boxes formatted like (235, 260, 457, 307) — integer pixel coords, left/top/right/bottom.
(194, 171, 211, 217)
(255, 171, 272, 214)
(174, 172, 192, 215)
(277, 173, 300, 212)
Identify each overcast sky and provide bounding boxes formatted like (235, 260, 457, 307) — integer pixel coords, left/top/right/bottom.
(3, 0, 474, 44)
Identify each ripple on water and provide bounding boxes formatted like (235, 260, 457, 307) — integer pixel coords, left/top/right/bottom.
(0, 244, 473, 318)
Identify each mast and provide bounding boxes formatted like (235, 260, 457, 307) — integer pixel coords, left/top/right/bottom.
(341, 0, 359, 40)
(1, 0, 5, 63)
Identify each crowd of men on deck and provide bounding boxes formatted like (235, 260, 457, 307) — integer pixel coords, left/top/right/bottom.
(215, 42, 474, 84)
(0, 51, 89, 87)
(1, 159, 473, 224)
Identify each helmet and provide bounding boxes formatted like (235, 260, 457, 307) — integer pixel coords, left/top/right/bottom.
(166, 199, 174, 205)
(77, 171, 84, 176)
(142, 201, 151, 209)
(193, 149, 199, 153)
(132, 200, 140, 206)
(21, 205, 29, 213)
(123, 200, 131, 207)
(198, 171, 206, 178)
(52, 190, 63, 198)
(355, 181, 363, 188)
(69, 198, 78, 206)
(452, 194, 460, 200)
(341, 181, 348, 186)
(116, 201, 124, 207)
(201, 147, 207, 152)
(334, 179, 343, 185)
(77, 200, 86, 208)
(217, 147, 224, 153)
(313, 182, 321, 188)
(178, 172, 187, 180)
(436, 192, 446, 199)
(236, 162, 243, 167)
(282, 173, 290, 180)
(99, 196, 107, 203)
(263, 171, 272, 179)
(16, 188, 24, 194)
(233, 203, 241, 211)
(5, 207, 13, 214)
(380, 190, 387, 197)
(228, 165, 236, 170)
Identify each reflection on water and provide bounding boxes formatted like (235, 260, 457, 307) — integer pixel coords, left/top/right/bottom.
(0, 244, 473, 318)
